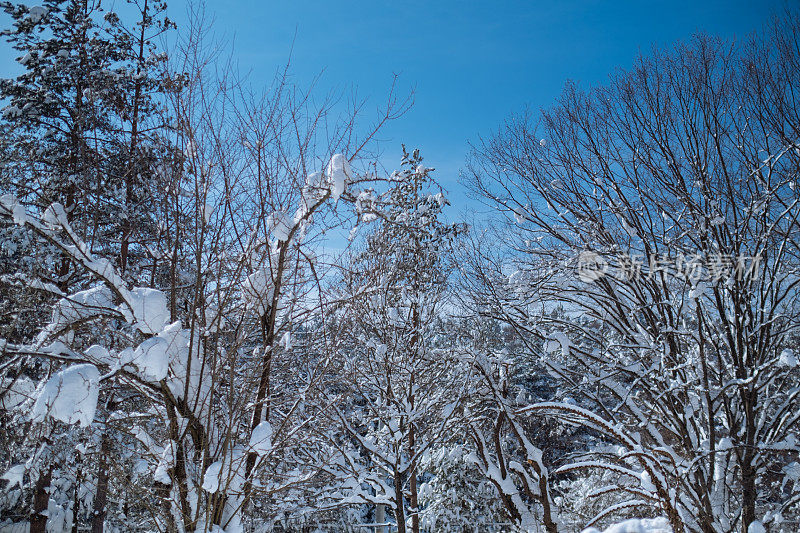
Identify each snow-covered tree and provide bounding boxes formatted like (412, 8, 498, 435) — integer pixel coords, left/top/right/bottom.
(0, 2, 178, 531)
(460, 330, 561, 533)
(320, 148, 466, 533)
(0, 0, 175, 271)
(465, 14, 800, 533)
(0, 5, 411, 530)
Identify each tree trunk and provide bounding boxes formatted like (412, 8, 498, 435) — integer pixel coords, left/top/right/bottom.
(376, 503, 386, 533)
(243, 298, 280, 506)
(393, 467, 406, 533)
(30, 465, 52, 533)
(740, 383, 757, 533)
(741, 461, 757, 533)
(154, 481, 176, 532)
(408, 425, 419, 533)
(165, 401, 194, 531)
(71, 453, 82, 533)
(91, 434, 110, 533)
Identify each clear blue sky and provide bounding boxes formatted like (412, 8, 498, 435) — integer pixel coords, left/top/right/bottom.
(189, 0, 785, 214)
(0, 0, 787, 214)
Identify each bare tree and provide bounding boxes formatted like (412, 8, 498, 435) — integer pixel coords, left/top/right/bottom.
(465, 14, 800, 533)
(464, 346, 561, 533)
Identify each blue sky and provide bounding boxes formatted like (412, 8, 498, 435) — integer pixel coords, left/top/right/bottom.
(188, 0, 785, 215)
(0, 0, 786, 215)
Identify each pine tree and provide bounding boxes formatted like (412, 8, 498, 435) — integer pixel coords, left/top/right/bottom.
(0, 2, 176, 531)
(329, 148, 465, 533)
(0, 0, 177, 279)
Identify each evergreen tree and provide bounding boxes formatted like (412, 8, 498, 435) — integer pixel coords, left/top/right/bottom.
(328, 148, 466, 533)
(0, 2, 176, 531)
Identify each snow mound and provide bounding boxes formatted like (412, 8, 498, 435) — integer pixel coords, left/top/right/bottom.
(2, 464, 25, 488)
(202, 461, 223, 493)
(280, 331, 292, 351)
(545, 331, 571, 357)
(249, 421, 273, 456)
(0, 194, 28, 225)
(126, 287, 169, 334)
(243, 267, 275, 315)
(154, 442, 174, 484)
(306, 171, 325, 188)
(84, 344, 112, 365)
(31, 364, 100, 427)
(689, 282, 707, 300)
(267, 211, 293, 243)
(326, 153, 352, 201)
(2, 105, 21, 118)
(52, 285, 113, 326)
(28, 6, 48, 23)
(582, 517, 672, 533)
(203, 202, 214, 224)
(130, 337, 170, 381)
(779, 349, 798, 368)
